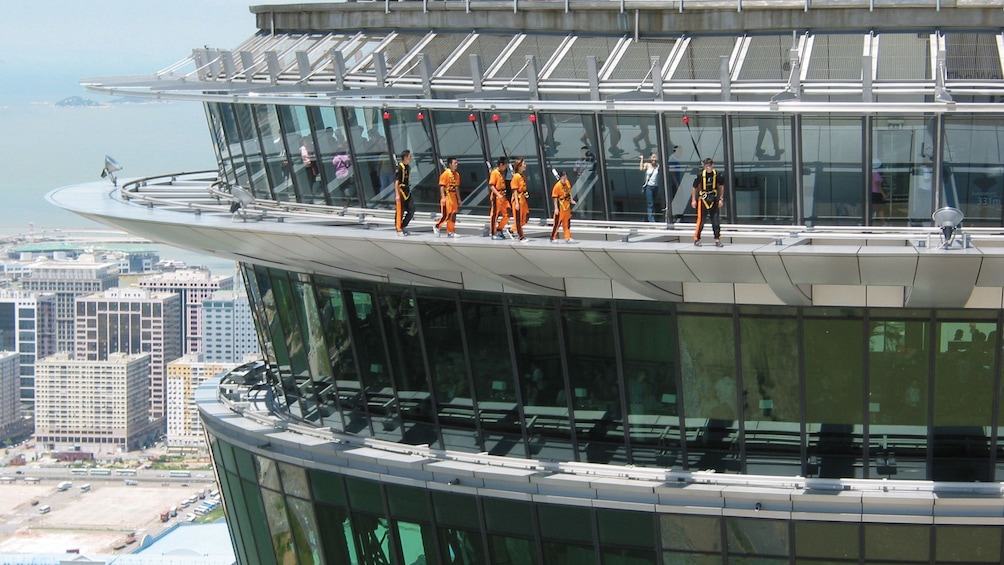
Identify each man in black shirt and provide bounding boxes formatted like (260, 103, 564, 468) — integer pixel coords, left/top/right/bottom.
(395, 150, 414, 236)
(691, 158, 726, 247)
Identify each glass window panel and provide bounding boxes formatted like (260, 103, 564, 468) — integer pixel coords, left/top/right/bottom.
(234, 445, 258, 482)
(438, 527, 485, 565)
(252, 104, 293, 201)
(313, 107, 355, 207)
(232, 103, 268, 197)
(538, 504, 592, 543)
(489, 534, 537, 565)
(290, 274, 326, 423)
(345, 476, 384, 514)
(864, 523, 930, 562)
(806, 34, 866, 81)
(600, 547, 657, 565)
(207, 103, 238, 188)
(732, 115, 794, 224)
(510, 296, 573, 461)
(218, 471, 251, 565)
(539, 112, 605, 220)
(543, 541, 595, 565)
(562, 300, 625, 464)
(737, 35, 796, 81)
(397, 519, 437, 565)
(491, 34, 565, 82)
(430, 110, 492, 215)
(794, 521, 859, 559)
(876, 33, 932, 81)
(609, 38, 675, 81)
(252, 265, 298, 418)
(432, 491, 478, 528)
(740, 314, 801, 476)
(418, 294, 475, 451)
(868, 317, 929, 479)
(933, 318, 995, 481)
(276, 105, 318, 203)
(800, 115, 864, 225)
(315, 504, 355, 565)
(350, 513, 393, 564)
(269, 269, 311, 420)
(725, 517, 788, 557)
(601, 113, 664, 222)
(484, 110, 546, 216)
(663, 113, 724, 222)
(240, 477, 280, 565)
(344, 107, 389, 204)
(385, 483, 430, 523)
(262, 488, 297, 564)
(678, 312, 739, 472)
(385, 108, 440, 213)
(672, 37, 736, 81)
(622, 308, 680, 467)
(936, 525, 1002, 563)
(442, 33, 512, 78)
(804, 315, 865, 478)
(346, 289, 390, 436)
(661, 514, 721, 552)
(217, 438, 238, 475)
(463, 296, 521, 456)
(313, 276, 355, 429)
(548, 37, 621, 80)
(379, 286, 436, 446)
(661, 553, 721, 565)
(277, 461, 310, 499)
(308, 469, 346, 507)
(483, 497, 534, 537)
(597, 508, 655, 548)
(287, 496, 324, 565)
(942, 115, 1004, 226)
(873, 116, 943, 226)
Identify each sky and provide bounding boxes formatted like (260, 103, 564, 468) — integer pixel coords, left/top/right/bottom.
(0, 1, 306, 267)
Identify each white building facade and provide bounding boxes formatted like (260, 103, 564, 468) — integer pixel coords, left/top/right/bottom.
(139, 269, 233, 356)
(34, 352, 153, 452)
(166, 354, 237, 449)
(22, 259, 118, 353)
(201, 289, 259, 364)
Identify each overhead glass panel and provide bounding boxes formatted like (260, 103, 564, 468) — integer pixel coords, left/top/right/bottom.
(608, 38, 676, 81)
(806, 34, 865, 81)
(441, 34, 513, 78)
(672, 37, 735, 81)
(737, 35, 794, 81)
(489, 34, 565, 80)
(343, 34, 390, 70)
(357, 32, 428, 74)
(945, 32, 1003, 80)
(547, 36, 622, 80)
(876, 33, 931, 81)
(411, 33, 470, 75)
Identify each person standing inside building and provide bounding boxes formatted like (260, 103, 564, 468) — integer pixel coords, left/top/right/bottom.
(691, 158, 726, 247)
(435, 157, 461, 238)
(639, 152, 660, 222)
(489, 157, 510, 240)
(550, 171, 576, 243)
(872, 158, 889, 225)
(511, 158, 530, 243)
(394, 150, 414, 236)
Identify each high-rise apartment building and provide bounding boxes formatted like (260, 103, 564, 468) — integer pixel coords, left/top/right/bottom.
(166, 354, 237, 449)
(34, 352, 153, 453)
(0, 290, 57, 415)
(139, 269, 233, 356)
(0, 351, 20, 442)
(22, 259, 118, 353)
(74, 288, 182, 422)
(54, 1, 1004, 562)
(202, 289, 259, 364)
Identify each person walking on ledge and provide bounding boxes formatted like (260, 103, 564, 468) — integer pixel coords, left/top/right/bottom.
(550, 170, 576, 243)
(692, 158, 726, 247)
(510, 158, 530, 243)
(394, 150, 414, 236)
(489, 157, 510, 239)
(435, 157, 461, 238)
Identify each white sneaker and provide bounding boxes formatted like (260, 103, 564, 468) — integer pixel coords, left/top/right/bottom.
(447, 232, 458, 238)
(519, 237, 530, 244)
(397, 230, 407, 237)
(550, 239, 559, 244)
(432, 225, 440, 237)
(505, 229, 515, 240)
(566, 238, 577, 244)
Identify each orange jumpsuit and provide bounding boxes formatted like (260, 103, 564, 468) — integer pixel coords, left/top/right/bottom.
(488, 167, 509, 236)
(550, 179, 573, 241)
(510, 172, 529, 239)
(436, 168, 460, 234)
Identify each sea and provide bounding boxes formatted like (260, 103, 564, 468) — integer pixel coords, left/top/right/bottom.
(0, 99, 237, 275)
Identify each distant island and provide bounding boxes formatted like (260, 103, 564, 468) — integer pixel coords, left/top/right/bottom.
(54, 95, 165, 107)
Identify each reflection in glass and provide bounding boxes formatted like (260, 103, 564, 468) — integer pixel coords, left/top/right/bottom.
(622, 309, 679, 466)
(864, 523, 929, 562)
(345, 107, 390, 205)
(602, 113, 658, 221)
(679, 313, 739, 472)
(231, 103, 268, 197)
(726, 517, 788, 557)
(350, 513, 393, 564)
(433, 110, 491, 216)
(661, 514, 720, 552)
(261, 489, 296, 564)
(379, 286, 436, 447)
(276, 105, 319, 204)
(344, 289, 388, 436)
(943, 115, 1004, 226)
(438, 527, 485, 564)
(463, 297, 520, 456)
(484, 111, 542, 215)
(314, 276, 356, 430)
(873, 115, 940, 226)
(313, 107, 355, 206)
(740, 313, 800, 475)
(733, 115, 794, 224)
(868, 317, 929, 479)
(801, 115, 863, 225)
(804, 316, 864, 478)
(253, 104, 292, 201)
(386, 108, 440, 213)
(543, 113, 604, 220)
(287, 496, 324, 565)
(418, 294, 476, 451)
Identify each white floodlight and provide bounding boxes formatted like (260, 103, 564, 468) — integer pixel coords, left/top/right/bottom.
(932, 206, 964, 248)
(230, 186, 255, 221)
(100, 155, 122, 187)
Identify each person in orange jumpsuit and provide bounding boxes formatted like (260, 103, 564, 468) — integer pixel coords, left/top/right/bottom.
(435, 157, 460, 238)
(550, 170, 576, 243)
(488, 157, 510, 239)
(510, 158, 530, 242)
